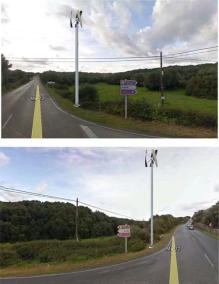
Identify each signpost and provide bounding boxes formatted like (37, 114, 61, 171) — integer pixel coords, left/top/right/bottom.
(120, 80, 137, 119)
(117, 224, 131, 253)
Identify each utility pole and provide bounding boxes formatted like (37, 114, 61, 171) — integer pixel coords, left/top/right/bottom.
(160, 51, 165, 106)
(145, 149, 158, 248)
(70, 10, 83, 107)
(75, 197, 79, 241)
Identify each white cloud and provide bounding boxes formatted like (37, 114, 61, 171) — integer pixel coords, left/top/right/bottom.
(214, 184, 219, 193)
(35, 182, 48, 193)
(2, 0, 217, 72)
(0, 152, 10, 167)
(136, 0, 218, 54)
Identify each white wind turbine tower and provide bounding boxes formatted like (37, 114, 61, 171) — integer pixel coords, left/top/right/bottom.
(70, 9, 83, 107)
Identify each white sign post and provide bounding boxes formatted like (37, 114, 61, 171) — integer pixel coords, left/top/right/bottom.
(117, 224, 131, 253)
(120, 80, 137, 119)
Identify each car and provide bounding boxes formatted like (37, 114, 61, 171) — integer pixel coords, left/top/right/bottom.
(188, 225, 194, 230)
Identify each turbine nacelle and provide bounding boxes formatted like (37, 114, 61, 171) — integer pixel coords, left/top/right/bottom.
(145, 149, 158, 167)
(70, 9, 83, 28)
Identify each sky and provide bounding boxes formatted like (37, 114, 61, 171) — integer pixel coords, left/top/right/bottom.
(0, 147, 218, 220)
(1, 0, 218, 73)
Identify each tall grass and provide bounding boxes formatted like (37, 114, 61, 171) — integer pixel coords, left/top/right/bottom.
(0, 237, 146, 268)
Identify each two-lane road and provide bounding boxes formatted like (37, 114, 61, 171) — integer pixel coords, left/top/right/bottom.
(2, 78, 157, 138)
(1, 226, 218, 284)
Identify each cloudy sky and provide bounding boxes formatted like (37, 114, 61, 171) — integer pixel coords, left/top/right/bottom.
(0, 147, 218, 220)
(1, 0, 218, 73)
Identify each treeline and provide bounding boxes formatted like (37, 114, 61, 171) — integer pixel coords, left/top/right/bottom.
(40, 63, 218, 100)
(193, 201, 219, 228)
(145, 64, 217, 99)
(0, 201, 188, 243)
(1, 54, 34, 93)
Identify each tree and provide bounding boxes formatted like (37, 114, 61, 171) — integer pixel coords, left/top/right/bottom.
(186, 71, 217, 99)
(193, 202, 219, 228)
(145, 70, 160, 90)
(1, 54, 12, 90)
(79, 84, 98, 106)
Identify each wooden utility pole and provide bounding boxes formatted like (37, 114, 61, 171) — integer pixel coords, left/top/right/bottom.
(75, 197, 79, 241)
(160, 51, 165, 106)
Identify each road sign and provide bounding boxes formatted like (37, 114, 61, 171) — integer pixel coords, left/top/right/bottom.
(117, 224, 131, 238)
(120, 80, 137, 96)
(117, 224, 130, 253)
(120, 80, 137, 119)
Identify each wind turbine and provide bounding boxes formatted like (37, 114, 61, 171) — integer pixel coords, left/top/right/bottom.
(145, 149, 158, 247)
(70, 9, 83, 107)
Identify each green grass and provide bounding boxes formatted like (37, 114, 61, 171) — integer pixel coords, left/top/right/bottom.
(0, 228, 176, 277)
(94, 83, 217, 117)
(45, 85, 217, 138)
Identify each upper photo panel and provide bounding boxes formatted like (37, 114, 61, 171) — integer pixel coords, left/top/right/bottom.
(1, 0, 218, 139)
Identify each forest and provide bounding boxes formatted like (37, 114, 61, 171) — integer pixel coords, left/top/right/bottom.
(39, 63, 218, 100)
(2, 53, 217, 100)
(0, 201, 188, 243)
(193, 201, 219, 228)
(1, 54, 34, 93)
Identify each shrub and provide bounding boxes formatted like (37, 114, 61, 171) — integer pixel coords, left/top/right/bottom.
(0, 248, 19, 267)
(79, 84, 98, 106)
(59, 89, 73, 100)
(129, 239, 145, 252)
(186, 72, 217, 99)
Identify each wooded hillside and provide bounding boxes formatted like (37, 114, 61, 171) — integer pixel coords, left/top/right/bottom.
(0, 201, 188, 243)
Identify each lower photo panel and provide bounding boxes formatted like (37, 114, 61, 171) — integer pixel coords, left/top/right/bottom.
(0, 147, 218, 284)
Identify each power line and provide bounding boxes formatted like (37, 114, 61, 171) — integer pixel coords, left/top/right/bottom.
(165, 45, 218, 57)
(6, 45, 218, 61)
(164, 49, 218, 59)
(7, 59, 217, 64)
(0, 185, 132, 219)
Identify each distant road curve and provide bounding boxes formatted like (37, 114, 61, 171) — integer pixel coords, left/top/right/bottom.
(1, 226, 218, 284)
(2, 77, 159, 138)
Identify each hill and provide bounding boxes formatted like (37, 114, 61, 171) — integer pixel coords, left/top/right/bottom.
(0, 200, 188, 243)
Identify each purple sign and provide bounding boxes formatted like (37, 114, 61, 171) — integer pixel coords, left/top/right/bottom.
(120, 80, 137, 96)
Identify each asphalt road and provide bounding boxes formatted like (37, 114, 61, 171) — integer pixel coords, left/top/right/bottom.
(1, 226, 218, 284)
(2, 78, 157, 138)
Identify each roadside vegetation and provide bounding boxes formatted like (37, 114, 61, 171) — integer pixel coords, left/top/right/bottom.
(45, 86, 216, 138)
(1, 54, 34, 94)
(0, 228, 175, 277)
(40, 63, 217, 136)
(0, 200, 189, 272)
(193, 201, 219, 239)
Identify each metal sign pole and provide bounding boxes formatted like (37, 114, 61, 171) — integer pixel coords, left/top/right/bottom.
(125, 95, 128, 119)
(125, 237, 127, 253)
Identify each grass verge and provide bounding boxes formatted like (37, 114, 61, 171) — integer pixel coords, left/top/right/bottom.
(95, 83, 217, 117)
(196, 227, 219, 240)
(0, 228, 175, 277)
(44, 85, 216, 138)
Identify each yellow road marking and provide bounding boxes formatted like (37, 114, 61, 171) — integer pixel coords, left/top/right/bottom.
(169, 236, 179, 284)
(31, 85, 42, 138)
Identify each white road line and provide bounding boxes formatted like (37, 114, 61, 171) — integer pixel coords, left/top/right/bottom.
(80, 125, 98, 138)
(204, 253, 214, 267)
(2, 114, 13, 129)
